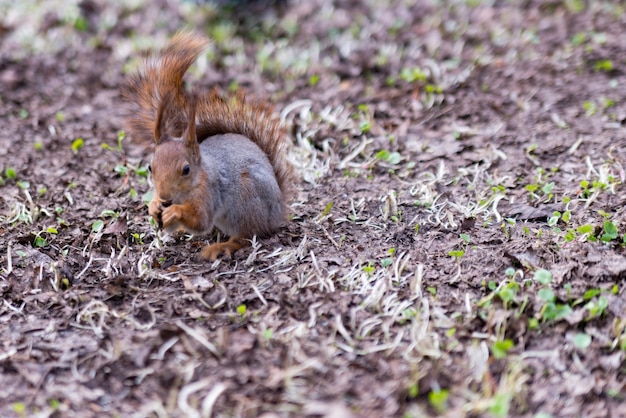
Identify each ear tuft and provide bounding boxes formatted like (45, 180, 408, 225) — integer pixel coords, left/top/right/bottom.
(184, 93, 199, 157)
(154, 92, 174, 145)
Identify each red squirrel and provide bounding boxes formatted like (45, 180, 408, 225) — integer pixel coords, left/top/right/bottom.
(122, 31, 294, 260)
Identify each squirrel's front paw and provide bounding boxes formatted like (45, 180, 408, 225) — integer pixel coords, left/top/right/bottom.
(161, 204, 184, 230)
(148, 199, 164, 228)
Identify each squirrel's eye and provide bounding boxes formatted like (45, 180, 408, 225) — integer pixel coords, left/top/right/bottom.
(182, 164, 190, 176)
(148, 165, 152, 173)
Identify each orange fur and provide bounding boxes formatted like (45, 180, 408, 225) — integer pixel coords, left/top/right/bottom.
(200, 237, 249, 261)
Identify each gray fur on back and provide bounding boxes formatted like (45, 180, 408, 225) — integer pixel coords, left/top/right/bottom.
(200, 133, 284, 237)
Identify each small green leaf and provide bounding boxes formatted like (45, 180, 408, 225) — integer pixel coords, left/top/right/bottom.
(572, 333, 591, 350)
(135, 165, 150, 178)
(425, 84, 443, 94)
(142, 190, 154, 206)
(594, 59, 613, 72)
(100, 209, 118, 218)
(571, 32, 586, 46)
(387, 151, 401, 165)
(492, 339, 514, 359)
(603, 221, 618, 240)
(374, 148, 402, 164)
(497, 284, 517, 303)
(71, 138, 84, 153)
(376, 150, 390, 160)
(308, 74, 320, 86)
(489, 393, 511, 418)
(428, 388, 449, 414)
(565, 0, 585, 13)
(543, 303, 573, 321)
(5, 167, 16, 179)
(12, 402, 26, 413)
(319, 201, 334, 218)
(380, 258, 392, 268)
(236, 304, 247, 316)
(576, 224, 594, 234)
(538, 288, 555, 303)
(91, 220, 104, 233)
(73, 16, 88, 31)
(460, 233, 470, 243)
(448, 250, 465, 258)
(602, 98, 615, 108)
(542, 182, 555, 194)
(583, 288, 601, 300)
(534, 269, 553, 285)
(548, 213, 560, 227)
(115, 165, 128, 175)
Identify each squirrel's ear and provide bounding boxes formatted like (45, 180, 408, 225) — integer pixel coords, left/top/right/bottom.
(185, 94, 199, 157)
(154, 94, 170, 145)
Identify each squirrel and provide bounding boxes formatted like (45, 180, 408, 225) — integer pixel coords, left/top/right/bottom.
(122, 31, 294, 261)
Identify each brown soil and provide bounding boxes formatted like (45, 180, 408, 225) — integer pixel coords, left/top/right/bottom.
(0, 1, 624, 417)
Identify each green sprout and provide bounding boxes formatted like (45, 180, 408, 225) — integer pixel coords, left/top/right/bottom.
(491, 339, 514, 359)
(428, 388, 449, 414)
(71, 138, 84, 153)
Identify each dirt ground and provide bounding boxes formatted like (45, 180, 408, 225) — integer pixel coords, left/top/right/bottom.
(0, 0, 625, 417)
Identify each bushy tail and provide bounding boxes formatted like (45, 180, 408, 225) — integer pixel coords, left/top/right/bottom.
(122, 31, 209, 144)
(196, 90, 294, 201)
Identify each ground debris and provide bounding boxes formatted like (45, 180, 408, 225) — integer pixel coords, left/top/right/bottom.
(1, 0, 625, 417)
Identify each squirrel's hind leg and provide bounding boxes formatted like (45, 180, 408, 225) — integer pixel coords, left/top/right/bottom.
(199, 237, 249, 261)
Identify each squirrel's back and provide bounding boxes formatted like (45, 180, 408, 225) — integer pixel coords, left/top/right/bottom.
(200, 133, 284, 237)
(196, 90, 293, 205)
